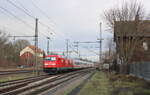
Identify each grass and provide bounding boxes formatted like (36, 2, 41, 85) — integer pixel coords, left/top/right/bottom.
(77, 71, 110, 95)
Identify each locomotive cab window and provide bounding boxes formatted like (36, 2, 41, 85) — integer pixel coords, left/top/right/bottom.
(45, 57, 56, 61)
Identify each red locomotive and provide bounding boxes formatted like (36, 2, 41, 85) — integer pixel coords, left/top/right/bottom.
(43, 55, 93, 73)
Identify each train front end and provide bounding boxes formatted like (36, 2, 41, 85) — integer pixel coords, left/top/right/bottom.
(43, 55, 58, 73)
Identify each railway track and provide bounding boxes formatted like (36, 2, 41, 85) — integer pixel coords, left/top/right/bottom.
(0, 74, 48, 87)
(0, 74, 58, 94)
(0, 70, 42, 75)
(0, 68, 94, 95)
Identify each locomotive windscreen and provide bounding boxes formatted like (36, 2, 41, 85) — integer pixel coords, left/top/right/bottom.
(45, 57, 56, 61)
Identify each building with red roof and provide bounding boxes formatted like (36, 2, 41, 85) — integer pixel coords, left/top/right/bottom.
(19, 45, 44, 66)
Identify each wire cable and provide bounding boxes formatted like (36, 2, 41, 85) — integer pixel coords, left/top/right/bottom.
(0, 6, 34, 30)
(6, 0, 35, 19)
(81, 46, 99, 55)
(30, 0, 56, 26)
(6, 0, 52, 37)
(14, 0, 33, 17)
(14, 0, 67, 41)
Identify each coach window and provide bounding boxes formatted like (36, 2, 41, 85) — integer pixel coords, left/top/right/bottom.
(45, 57, 56, 61)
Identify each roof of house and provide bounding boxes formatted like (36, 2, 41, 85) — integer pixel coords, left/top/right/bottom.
(27, 45, 43, 53)
(20, 45, 44, 57)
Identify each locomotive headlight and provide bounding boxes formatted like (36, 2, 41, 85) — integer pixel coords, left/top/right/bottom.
(51, 63, 56, 65)
(44, 63, 56, 65)
(45, 64, 49, 65)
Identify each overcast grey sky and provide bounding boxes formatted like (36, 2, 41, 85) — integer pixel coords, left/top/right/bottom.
(0, 0, 150, 60)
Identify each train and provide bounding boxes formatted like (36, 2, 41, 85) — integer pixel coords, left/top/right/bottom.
(43, 55, 93, 73)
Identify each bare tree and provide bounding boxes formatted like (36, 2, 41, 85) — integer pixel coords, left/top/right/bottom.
(13, 39, 31, 63)
(0, 31, 18, 67)
(0, 31, 31, 67)
(103, 1, 149, 73)
(0, 31, 9, 60)
(106, 38, 116, 56)
(102, 38, 116, 64)
(103, 38, 116, 63)
(13, 39, 30, 52)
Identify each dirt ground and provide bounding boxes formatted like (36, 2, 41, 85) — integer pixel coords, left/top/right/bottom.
(109, 73, 150, 95)
(77, 71, 150, 95)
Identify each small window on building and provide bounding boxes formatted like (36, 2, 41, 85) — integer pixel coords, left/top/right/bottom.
(143, 42, 148, 51)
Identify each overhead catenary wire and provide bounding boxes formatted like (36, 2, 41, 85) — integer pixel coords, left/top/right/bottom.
(6, 0, 35, 19)
(14, 0, 52, 27)
(69, 43, 80, 57)
(2, 0, 76, 56)
(69, 41, 100, 59)
(3, 0, 72, 41)
(6, 0, 54, 37)
(80, 46, 99, 56)
(16, 0, 68, 41)
(14, 0, 34, 17)
(14, 0, 55, 31)
(15, 0, 56, 36)
(38, 21, 54, 32)
(0, 7, 46, 41)
(0, 6, 34, 30)
(0, 25, 30, 36)
(0, 7, 44, 38)
(28, 0, 68, 40)
(30, 0, 56, 26)
(0, 9, 31, 36)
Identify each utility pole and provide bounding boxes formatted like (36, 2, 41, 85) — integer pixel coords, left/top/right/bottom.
(66, 39, 69, 58)
(75, 42, 79, 54)
(34, 18, 38, 75)
(47, 37, 50, 54)
(74, 42, 80, 58)
(99, 22, 102, 67)
(12, 36, 16, 42)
